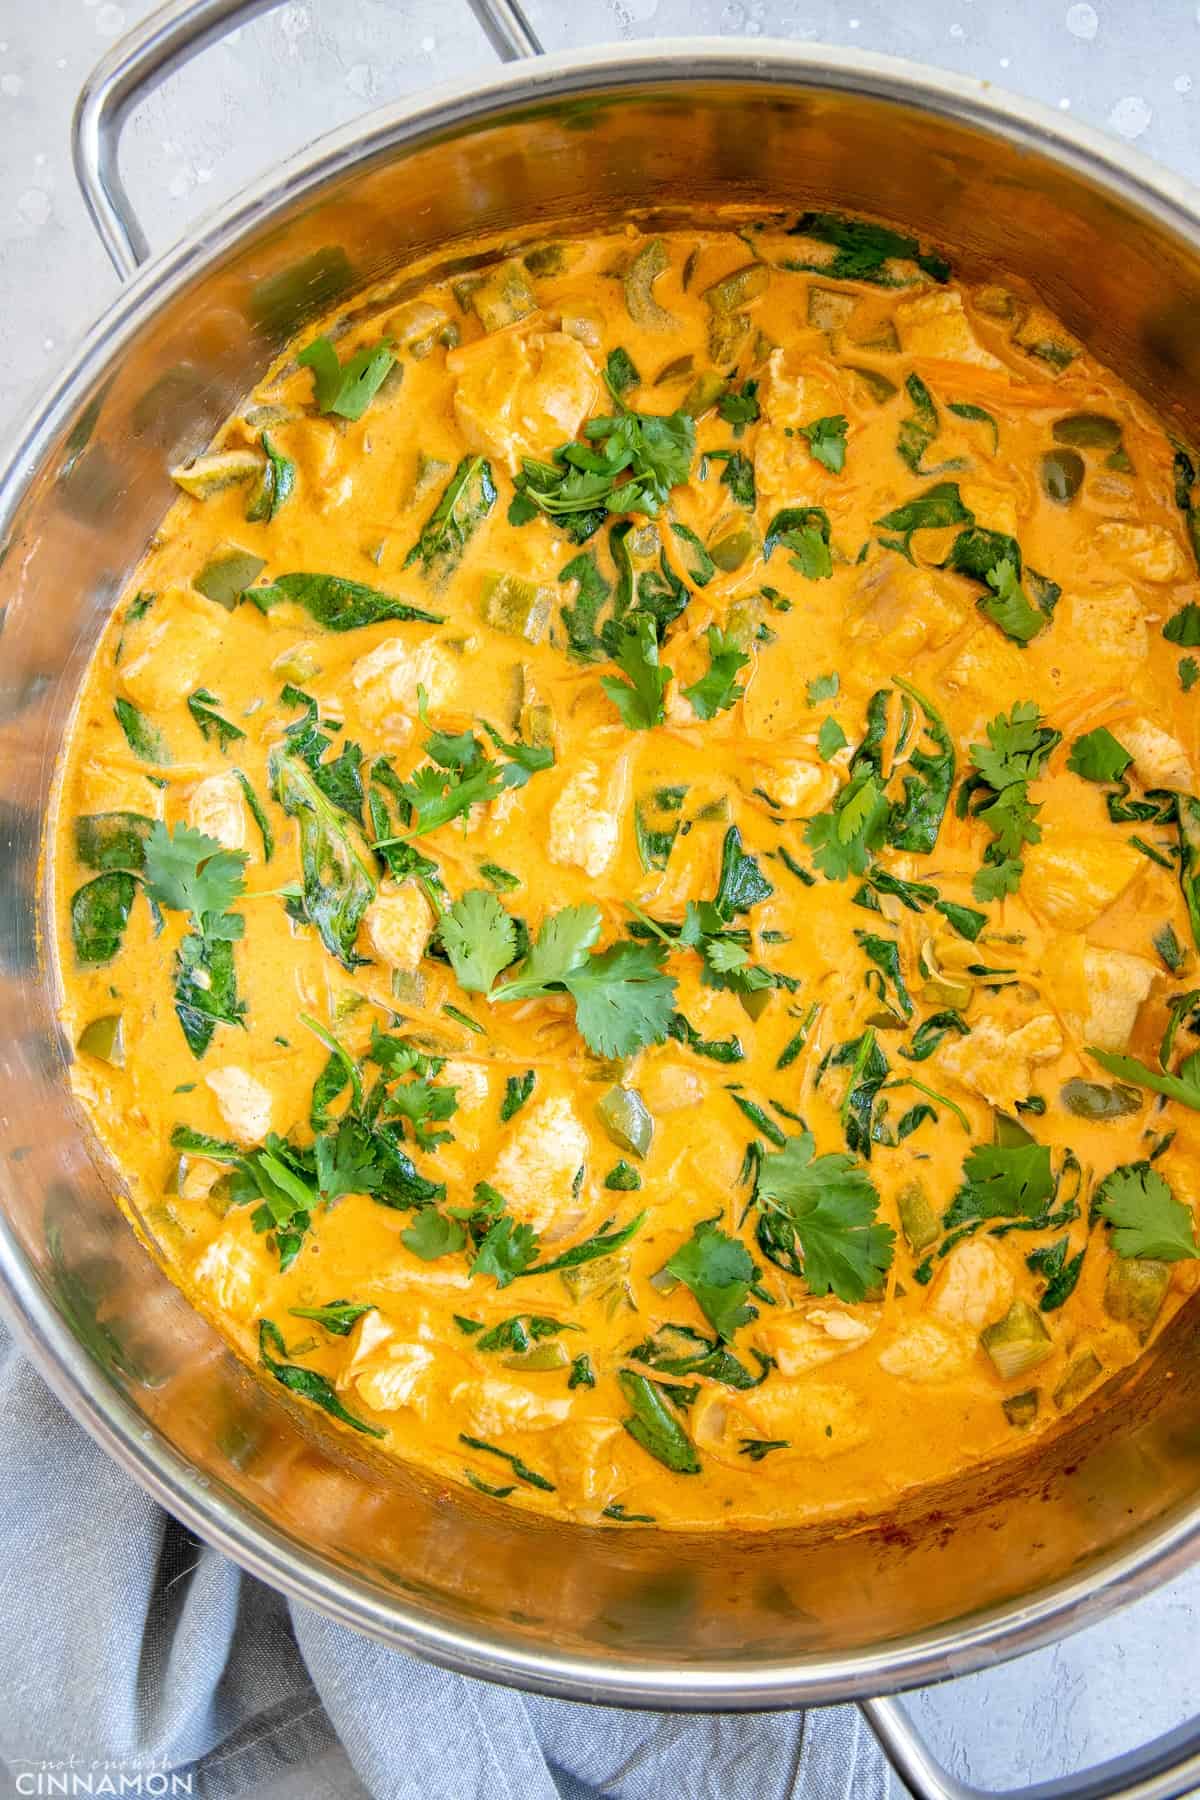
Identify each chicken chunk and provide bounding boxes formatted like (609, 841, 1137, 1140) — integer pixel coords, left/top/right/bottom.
(894, 290, 1002, 367)
(1095, 520, 1188, 584)
(878, 1319, 972, 1382)
(548, 1418, 624, 1508)
(453, 1376, 571, 1436)
(1077, 945, 1156, 1052)
(350, 636, 459, 742)
(928, 1238, 1015, 1330)
(205, 1066, 274, 1144)
(847, 556, 971, 663)
(937, 628, 1031, 738)
(441, 1059, 490, 1113)
(736, 1379, 869, 1458)
(1119, 718, 1194, 793)
(754, 351, 843, 495)
(120, 589, 224, 714)
(548, 761, 624, 878)
(1063, 586, 1148, 665)
(187, 772, 248, 851)
(450, 331, 598, 473)
(958, 480, 1021, 541)
(77, 758, 167, 820)
(191, 1230, 262, 1317)
(363, 881, 434, 973)
(491, 1094, 589, 1235)
(760, 1307, 876, 1376)
(768, 759, 837, 815)
(937, 1013, 1063, 1110)
(1022, 832, 1144, 930)
(638, 1059, 705, 1114)
(350, 1341, 436, 1417)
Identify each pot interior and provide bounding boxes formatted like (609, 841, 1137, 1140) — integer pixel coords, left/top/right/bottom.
(3, 58, 1200, 1700)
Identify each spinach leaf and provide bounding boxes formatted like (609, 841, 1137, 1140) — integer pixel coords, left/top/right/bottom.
(500, 1069, 535, 1121)
(1026, 1237, 1085, 1311)
(269, 749, 377, 969)
(783, 211, 950, 285)
(74, 811, 152, 873)
(114, 697, 169, 765)
(233, 770, 274, 862)
(188, 687, 245, 753)
(664, 1218, 758, 1340)
(520, 1211, 646, 1277)
(174, 931, 246, 1057)
(405, 455, 497, 583)
(258, 1319, 384, 1436)
(70, 872, 137, 964)
(288, 1300, 375, 1336)
(247, 573, 443, 630)
(667, 1011, 745, 1064)
(245, 431, 295, 522)
(874, 481, 971, 558)
(459, 1434, 555, 1491)
(558, 549, 612, 660)
(630, 1324, 770, 1389)
(297, 334, 396, 421)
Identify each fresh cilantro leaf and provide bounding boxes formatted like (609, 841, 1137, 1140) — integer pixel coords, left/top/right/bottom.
(962, 702, 1060, 902)
(1026, 1237, 1085, 1311)
(801, 413, 848, 473)
(401, 1208, 468, 1261)
(683, 625, 749, 719)
(717, 379, 760, 436)
(385, 1078, 459, 1152)
(314, 1118, 384, 1202)
(979, 558, 1045, 644)
(806, 672, 839, 705)
(1180, 656, 1200, 693)
(1067, 727, 1133, 784)
(818, 716, 848, 760)
(510, 408, 695, 535)
(472, 1215, 539, 1287)
(1088, 1046, 1200, 1112)
(601, 613, 671, 729)
(664, 1218, 758, 1340)
(187, 688, 245, 753)
(717, 449, 756, 508)
(143, 821, 247, 932)
(804, 771, 889, 879)
(970, 701, 1060, 789)
(754, 1130, 894, 1302)
(1095, 1161, 1200, 1260)
(439, 888, 517, 992)
(1164, 604, 1200, 646)
(564, 939, 676, 1059)
(297, 334, 396, 421)
(492, 903, 602, 999)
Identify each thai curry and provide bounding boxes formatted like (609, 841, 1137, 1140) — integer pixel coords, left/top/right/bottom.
(52, 216, 1200, 1528)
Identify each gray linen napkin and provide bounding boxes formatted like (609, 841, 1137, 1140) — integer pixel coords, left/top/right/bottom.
(0, 1327, 894, 1799)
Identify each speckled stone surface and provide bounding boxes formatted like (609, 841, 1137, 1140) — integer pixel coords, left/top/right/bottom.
(1, 1, 1199, 1792)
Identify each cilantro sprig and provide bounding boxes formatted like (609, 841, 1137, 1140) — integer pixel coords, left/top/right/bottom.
(958, 701, 1061, 901)
(1096, 1161, 1200, 1261)
(753, 1130, 894, 1302)
(509, 407, 695, 541)
(489, 903, 677, 1058)
(683, 626, 749, 720)
(664, 1218, 759, 1340)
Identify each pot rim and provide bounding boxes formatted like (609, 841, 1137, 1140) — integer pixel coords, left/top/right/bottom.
(5, 36, 1200, 1706)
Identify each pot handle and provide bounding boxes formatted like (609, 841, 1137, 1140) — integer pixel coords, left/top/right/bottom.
(71, 0, 545, 280)
(862, 1694, 1200, 1800)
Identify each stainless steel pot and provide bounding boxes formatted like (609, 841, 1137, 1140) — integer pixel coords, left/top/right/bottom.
(3, 3, 1200, 1793)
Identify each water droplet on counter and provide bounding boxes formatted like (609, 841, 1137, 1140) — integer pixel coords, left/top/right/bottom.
(1176, 73, 1193, 93)
(1066, 3, 1098, 40)
(1108, 94, 1152, 138)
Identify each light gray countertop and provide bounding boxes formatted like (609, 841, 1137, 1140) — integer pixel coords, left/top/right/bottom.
(1, 0, 1199, 1792)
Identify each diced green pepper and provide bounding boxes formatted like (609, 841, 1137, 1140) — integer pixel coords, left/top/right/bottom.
(980, 1300, 1052, 1381)
(1053, 413, 1122, 450)
(1103, 1257, 1171, 1341)
(682, 371, 728, 418)
(708, 312, 752, 363)
(708, 519, 757, 573)
(596, 1085, 654, 1158)
(479, 571, 553, 643)
(470, 260, 537, 332)
(1002, 1388, 1040, 1428)
(725, 593, 766, 649)
(898, 1181, 939, 1253)
(1060, 1078, 1142, 1121)
(807, 286, 857, 331)
(704, 263, 770, 315)
(1040, 448, 1084, 504)
(503, 1341, 570, 1371)
(845, 365, 899, 404)
(624, 238, 675, 331)
(1053, 1348, 1103, 1410)
(195, 546, 267, 610)
(560, 1251, 631, 1301)
(76, 1014, 125, 1068)
(170, 449, 261, 499)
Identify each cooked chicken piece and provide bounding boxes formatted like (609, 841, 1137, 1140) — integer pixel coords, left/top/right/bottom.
(928, 1239, 1015, 1330)
(491, 1094, 590, 1236)
(187, 773, 248, 851)
(1023, 832, 1144, 930)
(451, 331, 598, 473)
(205, 1066, 274, 1144)
(894, 290, 1003, 367)
(937, 1013, 1063, 1111)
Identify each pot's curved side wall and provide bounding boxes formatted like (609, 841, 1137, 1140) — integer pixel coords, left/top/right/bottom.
(3, 55, 1200, 1704)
